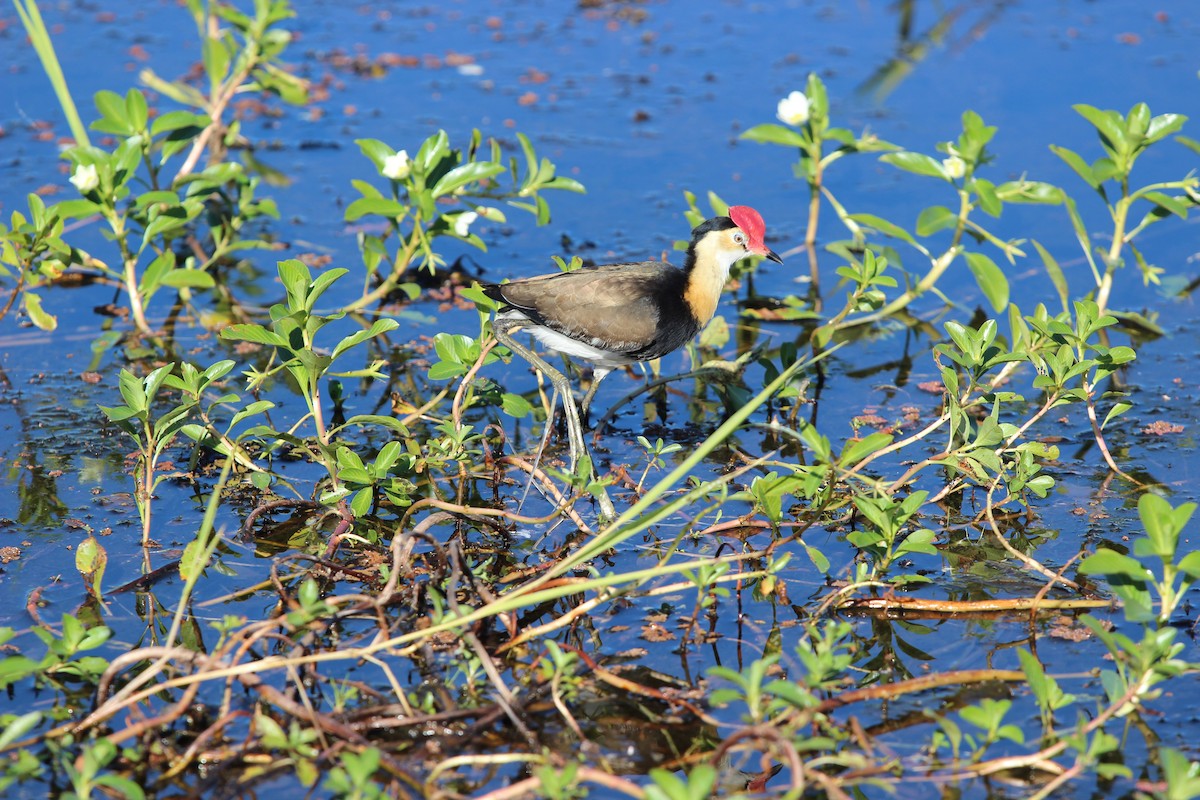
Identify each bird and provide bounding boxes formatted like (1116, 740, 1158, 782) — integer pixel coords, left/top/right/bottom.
(482, 205, 782, 479)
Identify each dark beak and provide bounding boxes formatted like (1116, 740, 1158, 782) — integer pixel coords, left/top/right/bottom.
(764, 248, 783, 264)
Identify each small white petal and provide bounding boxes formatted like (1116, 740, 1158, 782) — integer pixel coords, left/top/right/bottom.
(454, 211, 479, 237)
(69, 163, 99, 193)
(776, 91, 810, 126)
(382, 150, 411, 180)
(942, 155, 966, 180)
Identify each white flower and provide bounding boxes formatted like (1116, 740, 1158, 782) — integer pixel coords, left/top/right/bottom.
(454, 211, 479, 237)
(382, 150, 411, 181)
(70, 163, 99, 194)
(941, 155, 966, 180)
(776, 91, 810, 127)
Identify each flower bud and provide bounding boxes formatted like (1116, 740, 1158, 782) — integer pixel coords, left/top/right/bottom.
(382, 150, 411, 181)
(776, 91, 810, 127)
(70, 163, 100, 194)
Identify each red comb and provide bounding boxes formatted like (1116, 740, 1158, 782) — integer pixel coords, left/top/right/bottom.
(728, 205, 766, 245)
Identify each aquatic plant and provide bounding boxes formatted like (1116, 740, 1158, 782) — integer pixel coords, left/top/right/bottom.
(0, 2, 1198, 798)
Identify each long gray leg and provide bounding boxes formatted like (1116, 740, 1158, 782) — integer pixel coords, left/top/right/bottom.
(580, 366, 611, 420)
(518, 383, 561, 513)
(493, 318, 586, 470)
(493, 319, 617, 520)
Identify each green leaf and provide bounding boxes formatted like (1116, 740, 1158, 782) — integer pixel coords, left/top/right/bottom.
(22, 292, 57, 332)
(349, 488, 373, 517)
(1101, 400, 1132, 429)
(373, 441, 403, 474)
(972, 178, 1002, 217)
(151, 110, 210, 137)
(339, 468, 372, 486)
(847, 213, 920, 249)
(179, 539, 209, 582)
(141, 201, 198, 249)
(307, 267, 349, 310)
(91, 89, 131, 135)
(139, 68, 206, 107)
(277, 258, 312, 306)
(54, 198, 102, 219)
(915, 205, 957, 236)
(1177, 551, 1200, 580)
(354, 138, 394, 172)
(501, 392, 533, 418)
(964, 251, 1009, 312)
(230, 400, 275, 428)
(118, 369, 148, 414)
(840, 432, 894, 465)
(220, 324, 287, 348)
(1049, 145, 1099, 189)
(897, 528, 938, 556)
(335, 414, 410, 436)
(0, 656, 39, 689)
(802, 543, 829, 573)
(139, 249, 175, 296)
(344, 196, 409, 222)
(113, 135, 145, 186)
(202, 35, 231, 86)
(124, 88, 148, 132)
(1127, 102, 1151, 140)
(534, 194, 551, 225)
(159, 268, 216, 289)
(880, 151, 947, 179)
(995, 180, 1065, 205)
(1137, 493, 1195, 559)
(75, 534, 107, 599)
(1074, 104, 1129, 157)
(330, 319, 399, 362)
(1145, 113, 1187, 145)
(99, 404, 140, 423)
(0, 711, 42, 750)
(1078, 549, 1149, 582)
(430, 161, 505, 197)
(1032, 240, 1069, 312)
(739, 123, 807, 147)
(1139, 191, 1190, 218)
(1017, 649, 1047, 695)
(415, 129, 450, 173)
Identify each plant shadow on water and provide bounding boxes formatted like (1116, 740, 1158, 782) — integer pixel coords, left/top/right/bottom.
(0, 0, 1199, 797)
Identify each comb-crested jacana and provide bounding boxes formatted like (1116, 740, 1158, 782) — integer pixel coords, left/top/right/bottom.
(483, 205, 782, 474)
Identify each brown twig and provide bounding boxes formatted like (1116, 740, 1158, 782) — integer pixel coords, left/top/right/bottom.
(452, 335, 499, 430)
(837, 595, 1106, 616)
(813, 669, 1025, 715)
(239, 498, 322, 540)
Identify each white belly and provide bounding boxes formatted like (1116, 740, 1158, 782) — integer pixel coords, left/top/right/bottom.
(498, 310, 635, 372)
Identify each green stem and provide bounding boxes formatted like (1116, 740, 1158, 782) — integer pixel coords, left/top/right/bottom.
(342, 219, 423, 314)
(805, 140, 824, 294)
(13, 0, 90, 148)
(301, 342, 341, 493)
(174, 10, 261, 181)
(139, 421, 155, 570)
(837, 188, 971, 330)
(1096, 186, 1130, 316)
(108, 213, 151, 334)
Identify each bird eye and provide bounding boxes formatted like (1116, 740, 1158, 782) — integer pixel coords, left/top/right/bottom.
(732, 231, 747, 246)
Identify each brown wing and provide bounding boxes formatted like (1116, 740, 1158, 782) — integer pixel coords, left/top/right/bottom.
(491, 261, 677, 354)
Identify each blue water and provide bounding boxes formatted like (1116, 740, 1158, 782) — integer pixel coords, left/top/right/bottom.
(0, 1, 1198, 797)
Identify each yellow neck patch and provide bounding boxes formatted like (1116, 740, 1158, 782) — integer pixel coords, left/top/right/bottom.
(683, 231, 741, 324)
